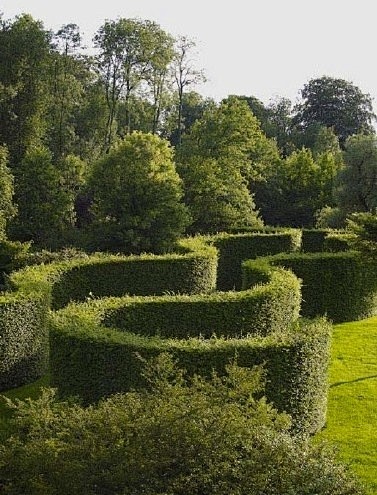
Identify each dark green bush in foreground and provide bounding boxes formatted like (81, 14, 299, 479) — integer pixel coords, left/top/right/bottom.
(0, 356, 362, 495)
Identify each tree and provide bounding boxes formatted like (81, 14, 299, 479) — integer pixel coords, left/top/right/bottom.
(45, 23, 86, 160)
(9, 146, 73, 248)
(88, 132, 190, 253)
(0, 14, 52, 165)
(94, 18, 174, 148)
(335, 133, 377, 214)
(179, 155, 262, 233)
(293, 76, 376, 145)
(257, 148, 340, 227)
(0, 355, 362, 494)
(0, 146, 16, 239)
(176, 97, 278, 231)
(173, 36, 205, 145)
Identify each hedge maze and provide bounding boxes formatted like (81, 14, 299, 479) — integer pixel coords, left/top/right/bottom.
(1, 229, 377, 435)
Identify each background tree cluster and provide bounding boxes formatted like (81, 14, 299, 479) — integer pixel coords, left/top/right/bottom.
(0, 12, 377, 252)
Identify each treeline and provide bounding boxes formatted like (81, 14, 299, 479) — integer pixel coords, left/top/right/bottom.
(0, 13, 377, 252)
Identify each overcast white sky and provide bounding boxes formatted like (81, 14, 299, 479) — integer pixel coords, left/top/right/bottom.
(2, 0, 377, 109)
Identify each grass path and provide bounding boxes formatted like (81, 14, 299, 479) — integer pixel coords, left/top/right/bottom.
(320, 316, 377, 494)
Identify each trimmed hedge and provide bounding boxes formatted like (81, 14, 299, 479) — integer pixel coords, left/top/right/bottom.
(265, 251, 377, 322)
(98, 266, 300, 339)
(0, 288, 50, 392)
(323, 232, 354, 252)
(301, 229, 332, 253)
(211, 230, 301, 290)
(1, 240, 217, 390)
(50, 304, 330, 434)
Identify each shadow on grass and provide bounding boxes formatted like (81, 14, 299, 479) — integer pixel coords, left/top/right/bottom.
(330, 375, 377, 388)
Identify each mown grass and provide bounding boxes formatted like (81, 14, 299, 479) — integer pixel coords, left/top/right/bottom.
(320, 316, 377, 494)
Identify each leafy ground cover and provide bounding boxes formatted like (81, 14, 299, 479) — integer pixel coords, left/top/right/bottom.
(320, 316, 377, 494)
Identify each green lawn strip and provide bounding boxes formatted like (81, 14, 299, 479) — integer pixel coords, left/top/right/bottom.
(320, 317, 377, 494)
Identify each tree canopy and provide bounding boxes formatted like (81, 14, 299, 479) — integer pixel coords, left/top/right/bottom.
(88, 132, 190, 253)
(293, 76, 376, 145)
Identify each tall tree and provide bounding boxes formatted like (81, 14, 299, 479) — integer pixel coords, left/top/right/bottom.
(0, 14, 52, 165)
(173, 36, 205, 145)
(293, 76, 376, 145)
(335, 133, 377, 214)
(9, 147, 73, 248)
(94, 18, 174, 149)
(46, 23, 86, 160)
(176, 97, 276, 231)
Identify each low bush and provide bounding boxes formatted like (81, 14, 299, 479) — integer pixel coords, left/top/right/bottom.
(0, 293, 49, 391)
(100, 266, 300, 339)
(0, 355, 361, 495)
(301, 229, 331, 252)
(1, 240, 217, 389)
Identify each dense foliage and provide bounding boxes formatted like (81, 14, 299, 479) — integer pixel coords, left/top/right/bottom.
(88, 132, 190, 253)
(0, 355, 361, 495)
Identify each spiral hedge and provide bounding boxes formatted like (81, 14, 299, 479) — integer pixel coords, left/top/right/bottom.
(0, 238, 217, 391)
(4, 229, 373, 435)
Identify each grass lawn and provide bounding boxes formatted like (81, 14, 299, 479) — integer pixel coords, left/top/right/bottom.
(320, 316, 377, 494)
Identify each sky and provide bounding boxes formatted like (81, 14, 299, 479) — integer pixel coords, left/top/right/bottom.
(2, 0, 377, 109)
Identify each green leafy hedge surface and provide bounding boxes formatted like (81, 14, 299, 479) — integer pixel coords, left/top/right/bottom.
(301, 229, 332, 253)
(212, 230, 301, 290)
(50, 301, 330, 434)
(1, 241, 217, 390)
(97, 266, 300, 339)
(264, 251, 377, 322)
(0, 282, 50, 391)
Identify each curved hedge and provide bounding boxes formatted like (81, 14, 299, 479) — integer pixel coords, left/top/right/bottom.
(97, 265, 300, 339)
(0, 240, 217, 390)
(50, 301, 330, 434)
(258, 251, 377, 322)
(211, 230, 301, 290)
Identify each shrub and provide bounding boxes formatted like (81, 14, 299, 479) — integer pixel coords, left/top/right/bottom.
(301, 228, 332, 252)
(0, 294, 49, 391)
(0, 355, 361, 495)
(1, 240, 216, 390)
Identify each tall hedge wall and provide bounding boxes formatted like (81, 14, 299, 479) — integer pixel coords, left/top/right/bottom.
(97, 266, 300, 339)
(0, 281, 50, 391)
(50, 304, 330, 434)
(1, 241, 217, 390)
(266, 251, 377, 322)
(212, 230, 301, 290)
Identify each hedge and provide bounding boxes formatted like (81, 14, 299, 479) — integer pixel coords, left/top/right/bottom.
(0, 289, 50, 392)
(301, 229, 332, 253)
(211, 230, 301, 291)
(1, 240, 217, 389)
(96, 266, 300, 339)
(50, 304, 330, 434)
(265, 251, 377, 322)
